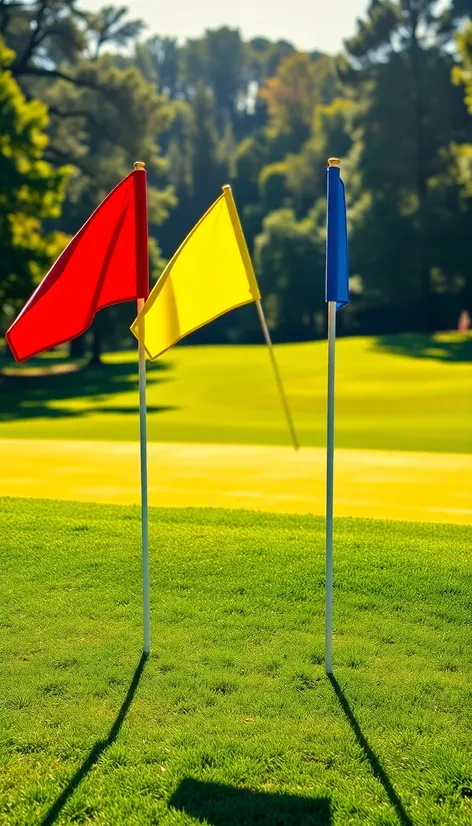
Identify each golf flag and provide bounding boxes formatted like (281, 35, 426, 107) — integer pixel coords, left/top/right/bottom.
(131, 185, 260, 360)
(325, 159, 349, 310)
(6, 168, 148, 362)
(324, 157, 349, 676)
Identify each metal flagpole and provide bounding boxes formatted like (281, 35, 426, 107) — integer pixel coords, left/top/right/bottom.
(137, 300, 150, 655)
(134, 160, 151, 656)
(325, 299, 336, 674)
(255, 299, 299, 452)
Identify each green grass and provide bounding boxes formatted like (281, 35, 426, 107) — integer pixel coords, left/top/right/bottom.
(1, 332, 471, 452)
(1, 497, 471, 825)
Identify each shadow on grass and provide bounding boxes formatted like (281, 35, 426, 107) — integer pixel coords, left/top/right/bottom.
(40, 652, 148, 826)
(169, 779, 331, 825)
(328, 674, 413, 826)
(373, 333, 472, 362)
(0, 358, 176, 422)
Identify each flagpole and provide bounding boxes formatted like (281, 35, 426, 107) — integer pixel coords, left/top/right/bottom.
(137, 300, 150, 655)
(134, 161, 150, 656)
(325, 299, 336, 674)
(255, 299, 299, 451)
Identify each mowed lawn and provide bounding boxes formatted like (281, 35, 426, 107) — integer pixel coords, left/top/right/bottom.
(1, 333, 471, 453)
(1, 498, 471, 825)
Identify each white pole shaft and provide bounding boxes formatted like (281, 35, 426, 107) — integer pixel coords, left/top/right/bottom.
(255, 299, 299, 451)
(137, 298, 150, 655)
(325, 300, 336, 674)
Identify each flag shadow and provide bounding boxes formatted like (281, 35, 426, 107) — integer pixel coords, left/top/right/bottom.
(0, 358, 173, 422)
(374, 333, 472, 362)
(40, 652, 148, 826)
(169, 778, 331, 825)
(328, 674, 413, 826)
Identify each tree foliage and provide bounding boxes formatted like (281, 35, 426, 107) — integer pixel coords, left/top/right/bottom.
(1, 2, 472, 351)
(260, 53, 338, 149)
(0, 38, 69, 327)
(1, 0, 174, 356)
(341, 0, 471, 331)
(254, 209, 325, 340)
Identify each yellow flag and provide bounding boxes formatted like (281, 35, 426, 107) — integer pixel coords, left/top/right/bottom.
(131, 186, 261, 360)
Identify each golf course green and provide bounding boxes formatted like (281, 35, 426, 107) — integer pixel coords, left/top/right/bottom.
(1, 333, 471, 823)
(1, 332, 471, 453)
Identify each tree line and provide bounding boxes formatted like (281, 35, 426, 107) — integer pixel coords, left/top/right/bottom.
(1, 0, 472, 360)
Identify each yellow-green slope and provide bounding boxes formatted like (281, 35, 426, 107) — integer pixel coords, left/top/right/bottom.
(1, 333, 470, 453)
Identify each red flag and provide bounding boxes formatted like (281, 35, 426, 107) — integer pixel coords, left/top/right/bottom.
(6, 167, 149, 362)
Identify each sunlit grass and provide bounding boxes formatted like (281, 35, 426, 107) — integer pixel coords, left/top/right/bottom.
(1, 497, 471, 825)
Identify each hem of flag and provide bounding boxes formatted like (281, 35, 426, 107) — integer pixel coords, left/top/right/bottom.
(222, 189, 261, 302)
(131, 296, 257, 361)
(7, 293, 140, 363)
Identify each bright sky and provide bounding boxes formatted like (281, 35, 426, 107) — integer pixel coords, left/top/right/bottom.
(81, 0, 370, 53)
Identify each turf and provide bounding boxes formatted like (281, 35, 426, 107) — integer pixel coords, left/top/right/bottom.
(2, 440, 471, 524)
(1, 332, 471, 453)
(1, 497, 471, 825)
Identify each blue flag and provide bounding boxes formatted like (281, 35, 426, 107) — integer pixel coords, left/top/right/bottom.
(325, 163, 349, 310)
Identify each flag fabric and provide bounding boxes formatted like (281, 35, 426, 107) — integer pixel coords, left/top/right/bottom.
(6, 168, 148, 362)
(131, 186, 260, 360)
(325, 162, 349, 310)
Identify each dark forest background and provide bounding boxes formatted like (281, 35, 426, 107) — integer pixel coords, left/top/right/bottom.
(2, 0, 472, 360)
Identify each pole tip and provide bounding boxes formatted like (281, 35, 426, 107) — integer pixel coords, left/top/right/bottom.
(222, 184, 232, 192)
(134, 161, 146, 170)
(327, 157, 341, 167)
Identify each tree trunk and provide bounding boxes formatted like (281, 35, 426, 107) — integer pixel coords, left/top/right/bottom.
(89, 325, 103, 365)
(69, 335, 86, 359)
(419, 265, 434, 332)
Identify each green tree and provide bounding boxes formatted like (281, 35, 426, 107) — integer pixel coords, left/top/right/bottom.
(260, 52, 338, 152)
(160, 83, 229, 269)
(188, 82, 226, 207)
(0, 39, 69, 335)
(181, 28, 247, 129)
(285, 97, 355, 216)
(131, 29, 296, 136)
(133, 36, 180, 97)
(1, 1, 174, 227)
(1, 1, 175, 358)
(42, 57, 174, 229)
(258, 162, 289, 211)
(87, 5, 144, 60)
(41, 55, 175, 361)
(244, 38, 295, 131)
(445, 20, 472, 317)
(247, 37, 295, 89)
(254, 209, 325, 340)
(342, 0, 470, 331)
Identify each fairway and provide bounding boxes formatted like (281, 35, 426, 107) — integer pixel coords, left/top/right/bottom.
(1, 333, 471, 453)
(1, 438, 471, 524)
(1, 498, 471, 825)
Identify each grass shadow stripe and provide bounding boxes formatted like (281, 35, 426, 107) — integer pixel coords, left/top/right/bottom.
(40, 652, 148, 826)
(328, 674, 413, 826)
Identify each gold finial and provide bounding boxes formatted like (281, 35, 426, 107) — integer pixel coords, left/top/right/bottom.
(328, 157, 341, 167)
(134, 161, 146, 170)
(222, 184, 232, 191)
